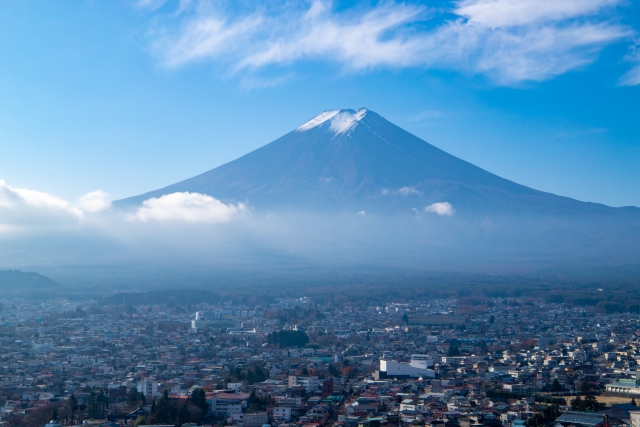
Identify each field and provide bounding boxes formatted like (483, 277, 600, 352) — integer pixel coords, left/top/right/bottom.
(562, 394, 639, 406)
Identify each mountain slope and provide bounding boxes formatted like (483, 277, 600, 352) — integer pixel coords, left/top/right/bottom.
(0, 269, 59, 289)
(117, 109, 637, 218)
(114, 109, 640, 263)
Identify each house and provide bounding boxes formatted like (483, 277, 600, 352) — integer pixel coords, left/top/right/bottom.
(244, 412, 268, 427)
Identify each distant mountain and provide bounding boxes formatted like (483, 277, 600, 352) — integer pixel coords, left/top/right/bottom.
(116, 108, 637, 213)
(0, 270, 59, 289)
(115, 108, 640, 262)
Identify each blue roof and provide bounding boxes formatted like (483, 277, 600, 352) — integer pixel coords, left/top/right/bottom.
(555, 411, 603, 427)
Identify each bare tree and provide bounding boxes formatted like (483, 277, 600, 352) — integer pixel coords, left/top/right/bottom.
(22, 403, 62, 427)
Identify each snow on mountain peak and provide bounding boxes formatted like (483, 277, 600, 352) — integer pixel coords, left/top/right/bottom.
(296, 108, 368, 135)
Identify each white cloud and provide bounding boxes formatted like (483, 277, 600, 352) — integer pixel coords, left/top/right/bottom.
(237, 2, 427, 71)
(358, 210, 366, 216)
(148, 0, 634, 85)
(154, 4, 264, 68)
(425, 202, 456, 216)
(455, 0, 620, 28)
(399, 186, 421, 196)
(0, 179, 83, 231)
(126, 192, 245, 223)
(619, 43, 640, 86)
(78, 190, 112, 213)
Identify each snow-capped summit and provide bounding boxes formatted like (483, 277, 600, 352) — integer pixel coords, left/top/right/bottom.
(296, 108, 368, 135)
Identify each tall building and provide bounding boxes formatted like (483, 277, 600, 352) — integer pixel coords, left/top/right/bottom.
(137, 378, 158, 399)
(288, 375, 319, 392)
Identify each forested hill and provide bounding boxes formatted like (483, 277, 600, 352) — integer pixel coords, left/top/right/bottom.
(0, 270, 59, 289)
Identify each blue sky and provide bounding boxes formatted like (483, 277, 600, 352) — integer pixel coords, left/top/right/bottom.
(0, 0, 639, 208)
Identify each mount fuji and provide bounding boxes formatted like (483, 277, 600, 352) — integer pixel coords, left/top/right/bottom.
(117, 108, 636, 214)
(114, 108, 640, 265)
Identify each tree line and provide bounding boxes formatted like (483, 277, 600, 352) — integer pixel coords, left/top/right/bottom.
(266, 330, 309, 348)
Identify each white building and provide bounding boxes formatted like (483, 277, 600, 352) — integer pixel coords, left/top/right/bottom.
(288, 375, 319, 392)
(275, 396, 302, 408)
(400, 399, 417, 412)
(196, 311, 221, 320)
(137, 379, 158, 399)
(605, 378, 640, 395)
(410, 354, 434, 369)
(245, 412, 269, 427)
(375, 357, 435, 379)
(211, 392, 249, 416)
(273, 407, 292, 421)
(630, 411, 640, 427)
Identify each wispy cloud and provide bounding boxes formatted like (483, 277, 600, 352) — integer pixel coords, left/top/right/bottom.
(455, 0, 620, 28)
(126, 192, 245, 223)
(619, 43, 640, 86)
(147, 0, 635, 85)
(135, 0, 170, 11)
(408, 110, 443, 122)
(159, 15, 263, 68)
(553, 127, 608, 139)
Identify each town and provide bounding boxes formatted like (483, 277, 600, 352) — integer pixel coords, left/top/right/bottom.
(1, 294, 640, 427)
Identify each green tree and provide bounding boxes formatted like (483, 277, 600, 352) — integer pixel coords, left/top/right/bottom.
(583, 395, 604, 411)
(127, 388, 143, 409)
(447, 345, 460, 357)
(551, 379, 563, 392)
(542, 404, 560, 421)
(86, 389, 108, 418)
(67, 395, 79, 424)
(68, 394, 78, 412)
(266, 330, 309, 348)
(526, 413, 543, 427)
(189, 388, 209, 417)
(328, 364, 340, 377)
(155, 390, 174, 424)
(571, 395, 583, 410)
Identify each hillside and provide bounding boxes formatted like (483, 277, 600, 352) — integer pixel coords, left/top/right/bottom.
(0, 269, 59, 289)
